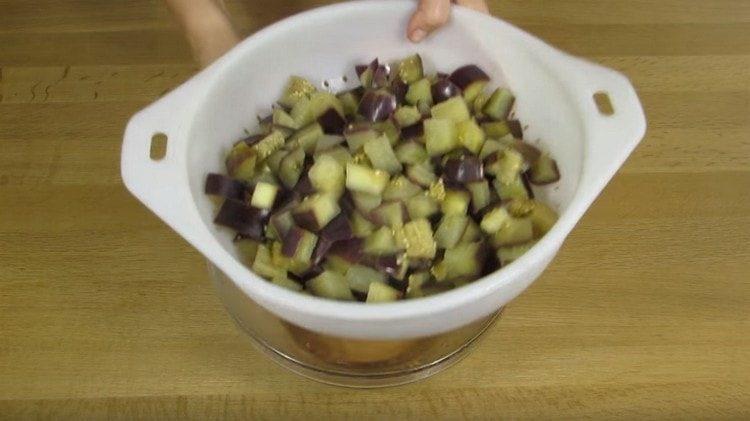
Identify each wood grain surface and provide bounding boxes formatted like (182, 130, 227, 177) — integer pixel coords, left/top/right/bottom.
(1, 0, 748, 419)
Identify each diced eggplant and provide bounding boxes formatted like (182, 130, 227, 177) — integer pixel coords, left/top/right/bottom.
(490, 216, 534, 248)
(278, 147, 306, 189)
(249, 182, 279, 210)
(214, 199, 267, 241)
(441, 189, 471, 215)
(428, 178, 446, 202)
(364, 134, 402, 174)
(370, 201, 409, 228)
(345, 163, 390, 195)
(434, 241, 485, 281)
(473, 89, 491, 116)
(328, 237, 364, 263)
(397, 54, 424, 84)
(292, 194, 341, 232)
(395, 141, 428, 166)
(314, 134, 345, 153)
(523, 200, 558, 237)
(311, 213, 353, 265)
(406, 271, 431, 298)
(462, 80, 489, 104)
(402, 218, 437, 259)
(406, 193, 439, 220)
(484, 147, 525, 184)
(392, 106, 422, 128)
(346, 264, 387, 295)
(337, 89, 361, 117)
(479, 139, 504, 160)
(314, 145, 351, 168)
(528, 153, 561, 185)
(373, 64, 390, 88)
(390, 78, 409, 104)
(323, 254, 352, 275)
(406, 160, 437, 187)
(405, 78, 433, 106)
(434, 214, 469, 249)
(511, 141, 542, 166)
(497, 242, 535, 265)
(289, 123, 325, 154)
(366, 282, 402, 303)
(400, 121, 424, 141)
(307, 270, 355, 301)
(356, 59, 378, 88)
(443, 155, 484, 184)
(364, 226, 402, 255)
(358, 89, 397, 122)
(481, 121, 512, 138)
(493, 175, 531, 201)
(269, 200, 298, 240)
(278, 76, 316, 109)
(459, 219, 482, 243)
(507, 119, 523, 138)
(272, 108, 298, 130)
(351, 191, 383, 213)
(293, 173, 316, 197)
(309, 154, 345, 198)
(424, 118, 458, 156)
(205, 173, 246, 201)
(317, 108, 347, 135)
(308, 91, 345, 121)
(366, 253, 409, 280)
(265, 149, 287, 175)
(272, 273, 304, 291)
(480, 206, 511, 234)
(431, 79, 461, 104)
(456, 118, 486, 154)
(351, 210, 376, 236)
(282, 226, 318, 264)
(483, 88, 514, 120)
(449, 65, 490, 91)
(343, 123, 379, 153)
(430, 96, 470, 123)
(382, 176, 422, 201)
(466, 180, 491, 214)
(225, 141, 257, 182)
(252, 244, 283, 279)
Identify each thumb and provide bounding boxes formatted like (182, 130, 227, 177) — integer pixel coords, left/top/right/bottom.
(407, 0, 452, 42)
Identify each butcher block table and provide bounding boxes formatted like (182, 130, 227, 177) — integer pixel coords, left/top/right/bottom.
(1, 0, 748, 419)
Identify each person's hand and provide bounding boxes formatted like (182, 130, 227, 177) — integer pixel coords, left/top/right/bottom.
(165, 0, 240, 68)
(408, 0, 490, 42)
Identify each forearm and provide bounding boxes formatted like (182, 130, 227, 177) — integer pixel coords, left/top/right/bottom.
(165, 0, 240, 67)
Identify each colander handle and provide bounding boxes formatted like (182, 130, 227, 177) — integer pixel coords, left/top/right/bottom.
(556, 55, 647, 189)
(120, 78, 214, 247)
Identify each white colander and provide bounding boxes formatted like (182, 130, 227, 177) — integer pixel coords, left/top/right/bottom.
(121, 0, 646, 340)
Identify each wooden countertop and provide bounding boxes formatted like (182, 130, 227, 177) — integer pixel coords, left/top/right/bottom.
(1, 0, 748, 418)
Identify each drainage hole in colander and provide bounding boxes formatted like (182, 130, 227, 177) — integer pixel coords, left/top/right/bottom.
(593, 92, 614, 116)
(150, 133, 168, 160)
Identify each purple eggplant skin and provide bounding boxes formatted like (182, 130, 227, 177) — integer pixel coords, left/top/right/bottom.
(282, 225, 307, 257)
(293, 174, 316, 197)
(507, 119, 523, 139)
(400, 121, 424, 140)
(431, 79, 462, 103)
(443, 156, 484, 184)
(214, 199, 267, 241)
(512, 141, 542, 164)
(310, 214, 352, 265)
(448, 65, 490, 89)
(521, 171, 535, 199)
(364, 254, 402, 279)
(391, 78, 409, 104)
(205, 173, 247, 201)
(355, 58, 379, 77)
(328, 238, 364, 263)
(317, 108, 347, 135)
(352, 290, 368, 302)
(373, 64, 390, 88)
(320, 213, 353, 243)
(339, 190, 357, 215)
(481, 247, 501, 276)
(436, 72, 450, 80)
(358, 90, 397, 122)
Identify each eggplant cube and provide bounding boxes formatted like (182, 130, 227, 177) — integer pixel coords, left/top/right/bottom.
(402, 218, 436, 259)
(292, 194, 341, 232)
(345, 163, 390, 195)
